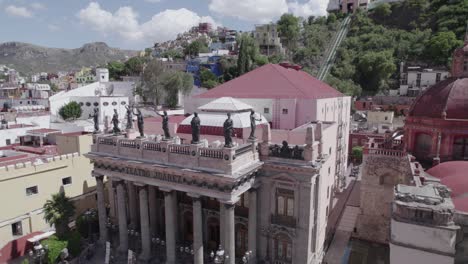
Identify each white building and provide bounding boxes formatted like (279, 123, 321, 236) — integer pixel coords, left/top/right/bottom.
(49, 68, 134, 132)
(390, 184, 460, 264)
(399, 64, 449, 96)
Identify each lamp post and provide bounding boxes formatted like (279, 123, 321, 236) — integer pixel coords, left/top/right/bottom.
(242, 250, 253, 264)
(28, 244, 49, 264)
(151, 236, 166, 262)
(209, 245, 230, 264)
(177, 243, 194, 263)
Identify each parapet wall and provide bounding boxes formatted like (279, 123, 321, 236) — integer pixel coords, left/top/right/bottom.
(0, 152, 81, 178)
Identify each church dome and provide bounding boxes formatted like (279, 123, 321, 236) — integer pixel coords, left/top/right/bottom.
(408, 77, 468, 119)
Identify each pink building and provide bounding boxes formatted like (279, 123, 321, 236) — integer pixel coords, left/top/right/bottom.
(186, 63, 351, 191)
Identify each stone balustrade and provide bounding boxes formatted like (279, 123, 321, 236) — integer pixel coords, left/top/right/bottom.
(366, 148, 406, 157)
(91, 135, 259, 175)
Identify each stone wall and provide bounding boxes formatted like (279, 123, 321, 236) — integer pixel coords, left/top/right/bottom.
(354, 153, 413, 243)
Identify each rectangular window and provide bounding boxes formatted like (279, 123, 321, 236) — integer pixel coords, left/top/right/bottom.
(11, 222, 22, 236)
(6, 139, 11, 145)
(264, 107, 270, 114)
(282, 109, 288, 115)
(276, 188, 294, 217)
(352, 138, 358, 147)
(62, 177, 72, 186)
(436, 73, 441, 82)
(26, 186, 38, 196)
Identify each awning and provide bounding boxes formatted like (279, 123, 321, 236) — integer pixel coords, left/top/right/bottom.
(27, 230, 55, 243)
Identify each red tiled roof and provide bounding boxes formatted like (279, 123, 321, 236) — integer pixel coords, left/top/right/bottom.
(195, 64, 343, 99)
(408, 78, 468, 119)
(426, 161, 468, 212)
(27, 128, 60, 134)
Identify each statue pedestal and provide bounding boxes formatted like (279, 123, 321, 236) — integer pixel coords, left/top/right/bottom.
(247, 138, 258, 153)
(125, 129, 138, 140)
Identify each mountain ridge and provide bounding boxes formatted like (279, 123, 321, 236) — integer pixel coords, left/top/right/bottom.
(0, 41, 138, 74)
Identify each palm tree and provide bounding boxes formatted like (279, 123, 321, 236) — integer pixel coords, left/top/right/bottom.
(43, 192, 76, 237)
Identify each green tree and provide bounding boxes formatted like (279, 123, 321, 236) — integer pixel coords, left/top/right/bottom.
(50, 83, 59, 93)
(352, 146, 363, 162)
(124, 56, 145, 76)
(356, 50, 396, 93)
(184, 40, 209, 57)
(59, 101, 82, 120)
(161, 49, 184, 59)
(237, 38, 249, 75)
(142, 59, 167, 106)
(254, 54, 269, 66)
(162, 71, 193, 108)
(43, 192, 76, 237)
(107, 61, 125, 80)
(327, 13, 337, 24)
(277, 13, 300, 50)
(374, 3, 392, 18)
(145, 48, 153, 57)
(200, 68, 218, 87)
(425, 31, 463, 65)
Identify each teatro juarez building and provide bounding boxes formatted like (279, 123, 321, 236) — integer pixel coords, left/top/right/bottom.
(85, 100, 337, 264)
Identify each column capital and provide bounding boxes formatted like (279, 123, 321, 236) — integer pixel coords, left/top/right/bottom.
(219, 197, 240, 206)
(91, 170, 104, 180)
(159, 187, 174, 193)
(187, 193, 202, 200)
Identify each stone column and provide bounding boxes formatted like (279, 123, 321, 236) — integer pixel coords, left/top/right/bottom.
(94, 173, 108, 243)
(190, 194, 204, 264)
(137, 185, 151, 262)
(127, 182, 138, 229)
(224, 203, 235, 264)
(163, 190, 177, 264)
(148, 186, 158, 236)
(116, 180, 128, 253)
(108, 178, 116, 219)
(248, 189, 257, 260)
(220, 204, 225, 247)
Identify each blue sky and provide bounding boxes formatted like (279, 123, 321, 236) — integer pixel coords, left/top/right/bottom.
(0, 0, 328, 50)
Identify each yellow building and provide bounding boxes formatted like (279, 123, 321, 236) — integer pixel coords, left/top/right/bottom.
(0, 133, 97, 261)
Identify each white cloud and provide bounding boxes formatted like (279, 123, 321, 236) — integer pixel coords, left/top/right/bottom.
(209, 0, 288, 23)
(144, 0, 162, 3)
(31, 2, 46, 10)
(288, 0, 328, 17)
(77, 2, 218, 46)
(5, 5, 33, 18)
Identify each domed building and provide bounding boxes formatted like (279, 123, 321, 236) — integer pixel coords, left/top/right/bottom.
(404, 35, 468, 165)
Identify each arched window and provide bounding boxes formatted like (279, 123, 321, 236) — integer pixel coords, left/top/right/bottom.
(121, 101, 127, 105)
(85, 102, 91, 107)
(453, 137, 468, 160)
(414, 133, 432, 160)
(93, 102, 99, 107)
(103, 102, 109, 106)
(274, 233, 292, 263)
(112, 101, 117, 106)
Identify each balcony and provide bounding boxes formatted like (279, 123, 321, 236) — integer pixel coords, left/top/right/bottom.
(90, 134, 260, 176)
(271, 215, 296, 228)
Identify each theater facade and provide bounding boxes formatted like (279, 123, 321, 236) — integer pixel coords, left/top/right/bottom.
(86, 117, 336, 264)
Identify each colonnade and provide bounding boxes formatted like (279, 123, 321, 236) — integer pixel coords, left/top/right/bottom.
(94, 174, 257, 264)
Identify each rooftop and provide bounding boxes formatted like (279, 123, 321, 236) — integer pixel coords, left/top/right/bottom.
(195, 64, 344, 100)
